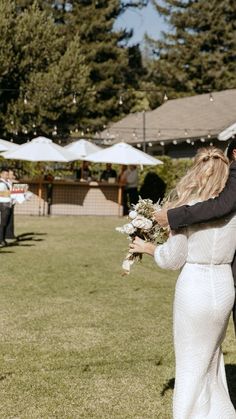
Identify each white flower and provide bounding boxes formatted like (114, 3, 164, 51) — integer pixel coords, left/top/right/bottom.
(129, 210, 138, 220)
(116, 223, 136, 235)
(132, 215, 153, 231)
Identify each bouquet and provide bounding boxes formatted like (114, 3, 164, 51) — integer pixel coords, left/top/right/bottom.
(116, 197, 169, 275)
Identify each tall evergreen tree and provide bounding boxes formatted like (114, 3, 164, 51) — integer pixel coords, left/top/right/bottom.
(0, 1, 90, 139)
(14, 0, 148, 131)
(148, 0, 236, 100)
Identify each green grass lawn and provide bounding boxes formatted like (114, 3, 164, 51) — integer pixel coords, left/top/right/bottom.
(0, 215, 235, 418)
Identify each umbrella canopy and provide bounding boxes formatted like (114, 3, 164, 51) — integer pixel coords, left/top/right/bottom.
(2, 136, 77, 162)
(86, 142, 163, 165)
(64, 139, 102, 159)
(0, 138, 19, 152)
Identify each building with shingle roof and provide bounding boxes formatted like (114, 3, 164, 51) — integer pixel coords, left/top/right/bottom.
(100, 89, 236, 157)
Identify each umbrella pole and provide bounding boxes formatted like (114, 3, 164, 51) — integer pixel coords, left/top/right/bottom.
(118, 185, 123, 217)
(38, 180, 43, 216)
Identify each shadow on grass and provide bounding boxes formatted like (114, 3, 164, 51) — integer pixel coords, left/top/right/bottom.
(0, 232, 47, 251)
(161, 378, 175, 397)
(226, 364, 236, 408)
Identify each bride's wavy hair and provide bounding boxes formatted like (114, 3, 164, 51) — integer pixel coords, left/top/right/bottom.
(164, 147, 229, 208)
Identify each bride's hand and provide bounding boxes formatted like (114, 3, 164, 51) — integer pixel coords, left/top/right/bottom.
(129, 237, 156, 256)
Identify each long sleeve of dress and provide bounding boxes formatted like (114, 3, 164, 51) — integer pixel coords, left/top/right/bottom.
(168, 161, 236, 230)
(154, 233, 188, 270)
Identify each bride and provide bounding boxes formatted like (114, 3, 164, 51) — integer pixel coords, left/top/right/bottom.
(129, 147, 236, 419)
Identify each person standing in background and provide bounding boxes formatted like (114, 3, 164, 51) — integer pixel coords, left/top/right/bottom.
(139, 172, 166, 203)
(120, 165, 139, 215)
(0, 167, 11, 246)
(6, 168, 17, 240)
(76, 161, 92, 181)
(100, 163, 117, 182)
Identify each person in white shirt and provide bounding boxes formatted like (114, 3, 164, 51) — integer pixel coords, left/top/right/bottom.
(0, 167, 12, 246)
(120, 165, 139, 215)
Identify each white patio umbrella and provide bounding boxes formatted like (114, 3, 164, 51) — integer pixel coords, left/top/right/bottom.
(2, 136, 77, 215)
(0, 138, 19, 152)
(87, 142, 163, 216)
(2, 136, 77, 162)
(64, 138, 102, 159)
(86, 142, 163, 165)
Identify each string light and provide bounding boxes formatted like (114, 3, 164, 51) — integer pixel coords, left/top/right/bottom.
(118, 96, 123, 106)
(163, 92, 168, 102)
(200, 138, 205, 142)
(185, 129, 188, 136)
(173, 140, 177, 145)
(209, 93, 214, 102)
(148, 142, 152, 147)
(72, 94, 77, 104)
(23, 96, 28, 105)
(186, 139, 191, 144)
(160, 141, 165, 146)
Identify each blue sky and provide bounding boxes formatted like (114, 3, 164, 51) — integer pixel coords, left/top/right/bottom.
(115, 2, 167, 45)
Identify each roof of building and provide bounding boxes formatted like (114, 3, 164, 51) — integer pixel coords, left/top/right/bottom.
(101, 89, 236, 145)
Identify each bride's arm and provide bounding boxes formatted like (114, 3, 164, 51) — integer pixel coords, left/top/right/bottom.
(130, 232, 188, 270)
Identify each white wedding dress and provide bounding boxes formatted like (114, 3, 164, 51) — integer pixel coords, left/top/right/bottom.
(154, 213, 236, 419)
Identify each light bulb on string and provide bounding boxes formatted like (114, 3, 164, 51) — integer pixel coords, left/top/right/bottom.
(209, 93, 214, 102)
(185, 129, 188, 136)
(163, 92, 168, 102)
(148, 142, 152, 147)
(207, 132, 211, 138)
(173, 140, 177, 145)
(119, 96, 123, 106)
(23, 96, 28, 105)
(72, 94, 77, 104)
(186, 139, 191, 144)
(137, 143, 141, 148)
(191, 141, 195, 145)
(160, 141, 165, 146)
(200, 138, 205, 142)
(158, 130, 161, 137)
(52, 125, 57, 136)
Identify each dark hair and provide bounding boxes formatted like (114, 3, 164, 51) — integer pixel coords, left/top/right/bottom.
(226, 139, 236, 161)
(1, 167, 9, 172)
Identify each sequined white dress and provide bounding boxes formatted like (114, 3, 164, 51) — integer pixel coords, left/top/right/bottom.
(154, 214, 236, 419)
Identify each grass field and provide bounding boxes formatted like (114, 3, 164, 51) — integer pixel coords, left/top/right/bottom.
(0, 215, 235, 418)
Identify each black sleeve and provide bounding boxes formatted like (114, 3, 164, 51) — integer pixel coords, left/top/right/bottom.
(168, 161, 236, 230)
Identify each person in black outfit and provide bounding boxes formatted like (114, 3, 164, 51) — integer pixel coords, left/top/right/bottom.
(154, 140, 236, 332)
(100, 163, 117, 181)
(76, 161, 91, 181)
(5, 168, 16, 240)
(139, 171, 166, 203)
(0, 167, 11, 246)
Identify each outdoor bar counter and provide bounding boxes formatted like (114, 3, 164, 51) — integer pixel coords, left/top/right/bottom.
(14, 180, 123, 216)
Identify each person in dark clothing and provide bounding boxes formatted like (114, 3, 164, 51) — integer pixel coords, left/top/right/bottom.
(0, 167, 11, 246)
(100, 163, 117, 182)
(139, 171, 166, 203)
(5, 168, 16, 240)
(76, 161, 91, 181)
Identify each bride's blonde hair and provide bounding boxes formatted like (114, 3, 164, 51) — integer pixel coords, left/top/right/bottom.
(165, 147, 229, 208)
